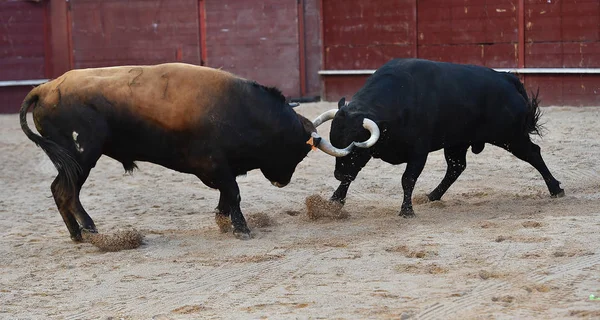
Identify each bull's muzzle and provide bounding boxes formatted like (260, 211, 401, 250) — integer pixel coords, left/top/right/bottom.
(308, 109, 380, 157)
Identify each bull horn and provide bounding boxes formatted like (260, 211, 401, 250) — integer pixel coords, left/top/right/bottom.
(353, 118, 380, 148)
(309, 110, 380, 156)
(310, 132, 355, 157)
(312, 109, 338, 127)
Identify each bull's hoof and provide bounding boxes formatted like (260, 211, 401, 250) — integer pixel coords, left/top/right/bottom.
(70, 233, 84, 242)
(71, 226, 97, 242)
(400, 208, 416, 218)
(551, 189, 565, 198)
(233, 229, 252, 240)
(329, 197, 346, 205)
(82, 226, 98, 234)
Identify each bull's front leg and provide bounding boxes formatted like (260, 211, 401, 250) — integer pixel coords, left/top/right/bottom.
(331, 181, 351, 204)
(215, 194, 232, 233)
(330, 151, 371, 205)
(197, 163, 251, 239)
(400, 154, 428, 218)
(217, 179, 251, 240)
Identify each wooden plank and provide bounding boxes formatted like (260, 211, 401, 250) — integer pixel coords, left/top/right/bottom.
(418, 44, 517, 67)
(524, 1, 561, 42)
(304, 0, 322, 97)
(562, 12, 599, 42)
(483, 43, 518, 67)
(198, 0, 207, 65)
(322, 75, 370, 102)
(525, 42, 562, 67)
(69, 0, 201, 68)
(524, 74, 563, 105)
(562, 42, 600, 68)
(418, 0, 517, 46)
(525, 0, 600, 43)
(323, 73, 600, 106)
(0, 1, 45, 80)
(0, 86, 35, 113)
(322, 0, 416, 70)
(205, 0, 300, 97)
(323, 0, 415, 46)
(524, 74, 600, 106)
(325, 44, 413, 70)
(518, 0, 525, 68)
(562, 16, 599, 42)
(561, 75, 600, 106)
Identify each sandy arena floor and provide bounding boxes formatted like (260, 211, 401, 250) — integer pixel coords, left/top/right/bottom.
(1, 102, 600, 319)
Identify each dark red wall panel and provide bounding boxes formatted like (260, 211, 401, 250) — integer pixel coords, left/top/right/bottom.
(69, 0, 201, 68)
(524, 75, 563, 106)
(525, 0, 600, 68)
(0, 1, 45, 80)
(322, 0, 416, 70)
(325, 45, 413, 70)
(525, 42, 562, 67)
(419, 43, 517, 67)
(418, 0, 518, 65)
(323, 75, 369, 103)
(562, 42, 600, 68)
(322, 0, 600, 105)
(525, 1, 561, 42)
(0, 1, 46, 113)
(525, 74, 600, 106)
(0, 86, 32, 113)
(204, 0, 300, 97)
(323, 0, 414, 46)
(526, 0, 599, 42)
(304, 0, 323, 97)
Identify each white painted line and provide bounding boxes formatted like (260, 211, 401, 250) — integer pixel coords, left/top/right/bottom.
(318, 68, 600, 75)
(0, 79, 49, 87)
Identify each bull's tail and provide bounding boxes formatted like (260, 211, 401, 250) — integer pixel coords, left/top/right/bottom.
(20, 91, 82, 189)
(523, 88, 543, 137)
(506, 73, 544, 137)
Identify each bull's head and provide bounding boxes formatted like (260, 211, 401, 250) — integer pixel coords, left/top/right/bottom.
(309, 98, 380, 157)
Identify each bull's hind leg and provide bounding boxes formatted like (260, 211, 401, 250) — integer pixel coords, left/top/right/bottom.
(50, 166, 98, 241)
(427, 145, 469, 201)
(400, 154, 428, 218)
(70, 123, 106, 237)
(51, 174, 81, 241)
(504, 137, 564, 197)
(44, 112, 105, 241)
(72, 167, 98, 233)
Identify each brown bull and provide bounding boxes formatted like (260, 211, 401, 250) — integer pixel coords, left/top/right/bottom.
(19, 63, 380, 241)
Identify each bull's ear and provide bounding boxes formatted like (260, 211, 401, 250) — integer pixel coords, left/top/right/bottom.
(337, 97, 346, 109)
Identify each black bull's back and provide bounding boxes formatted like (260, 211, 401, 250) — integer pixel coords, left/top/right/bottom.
(329, 58, 564, 216)
(352, 59, 532, 157)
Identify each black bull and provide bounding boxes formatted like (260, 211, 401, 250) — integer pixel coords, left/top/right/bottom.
(19, 63, 380, 241)
(313, 58, 565, 217)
